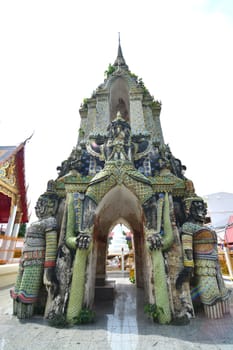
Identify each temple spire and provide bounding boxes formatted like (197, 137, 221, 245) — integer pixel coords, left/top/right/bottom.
(113, 33, 128, 69)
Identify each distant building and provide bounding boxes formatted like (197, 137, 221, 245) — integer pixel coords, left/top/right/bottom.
(225, 215, 233, 247)
(203, 192, 233, 229)
(0, 142, 29, 263)
(203, 192, 233, 245)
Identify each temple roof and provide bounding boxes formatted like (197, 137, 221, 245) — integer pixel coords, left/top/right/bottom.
(0, 143, 28, 223)
(0, 145, 22, 165)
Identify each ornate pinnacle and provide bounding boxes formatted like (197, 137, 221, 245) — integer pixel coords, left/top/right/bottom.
(113, 33, 129, 69)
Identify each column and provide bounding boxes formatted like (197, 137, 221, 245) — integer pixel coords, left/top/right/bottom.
(0, 205, 17, 263)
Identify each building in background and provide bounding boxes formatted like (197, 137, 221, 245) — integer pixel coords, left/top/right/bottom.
(203, 192, 233, 245)
(204, 192, 233, 228)
(0, 142, 29, 264)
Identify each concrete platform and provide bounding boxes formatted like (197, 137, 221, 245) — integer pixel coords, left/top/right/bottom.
(1, 278, 233, 349)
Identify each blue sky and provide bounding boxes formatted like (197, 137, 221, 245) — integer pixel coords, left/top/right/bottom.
(203, 0, 233, 17)
(0, 0, 233, 221)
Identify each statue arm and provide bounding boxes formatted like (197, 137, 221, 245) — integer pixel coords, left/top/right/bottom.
(146, 192, 173, 251)
(176, 225, 194, 289)
(65, 193, 92, 250)
(145, 192, 174, 324)
(43, 219, 58, 290)
(65, 193, 77, 249)
(180, 230, 194, 268)
(44, 218, 57, 268)
(162, 192, 174, 250)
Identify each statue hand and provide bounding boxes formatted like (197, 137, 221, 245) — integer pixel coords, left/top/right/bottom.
(147, 233, 163, 250)
(176, 266, 193, 290)
(43, 267, 59, 296)
(76, 233, 92, 249)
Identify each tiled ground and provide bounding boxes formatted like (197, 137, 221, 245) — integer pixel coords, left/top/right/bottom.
(1, 278, 233, 349)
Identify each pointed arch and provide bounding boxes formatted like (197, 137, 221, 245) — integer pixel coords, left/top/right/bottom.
(109, 77, 130, 122)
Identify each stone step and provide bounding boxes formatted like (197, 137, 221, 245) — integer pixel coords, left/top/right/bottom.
(95, 280, 115, 301)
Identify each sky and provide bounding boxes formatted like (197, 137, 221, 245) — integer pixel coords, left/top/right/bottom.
(1, 0, 233, 222)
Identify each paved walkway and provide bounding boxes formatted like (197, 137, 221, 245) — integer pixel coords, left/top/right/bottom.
(1, 278, 233, 350)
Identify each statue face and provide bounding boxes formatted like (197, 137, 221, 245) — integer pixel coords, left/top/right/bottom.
(112, 122, 123, 137)
(190, 200, 207, 223)
(35, 194, 57, 219)
(35, 196, 48, 219)
(158, 158, 166, 169)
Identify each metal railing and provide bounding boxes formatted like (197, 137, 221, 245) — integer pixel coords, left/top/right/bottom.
(0, 235, 24, 264)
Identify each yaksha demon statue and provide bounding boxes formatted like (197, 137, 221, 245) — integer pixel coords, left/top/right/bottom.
(10, 181, 59, 319)
(176, 196, 230, 318)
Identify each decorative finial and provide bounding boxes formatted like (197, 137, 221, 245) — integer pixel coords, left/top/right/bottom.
(113, 34, 128, 70)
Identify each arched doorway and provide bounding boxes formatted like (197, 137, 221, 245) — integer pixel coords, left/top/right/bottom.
(93, 185, 147, 293)
(109, 77, 130, 121)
